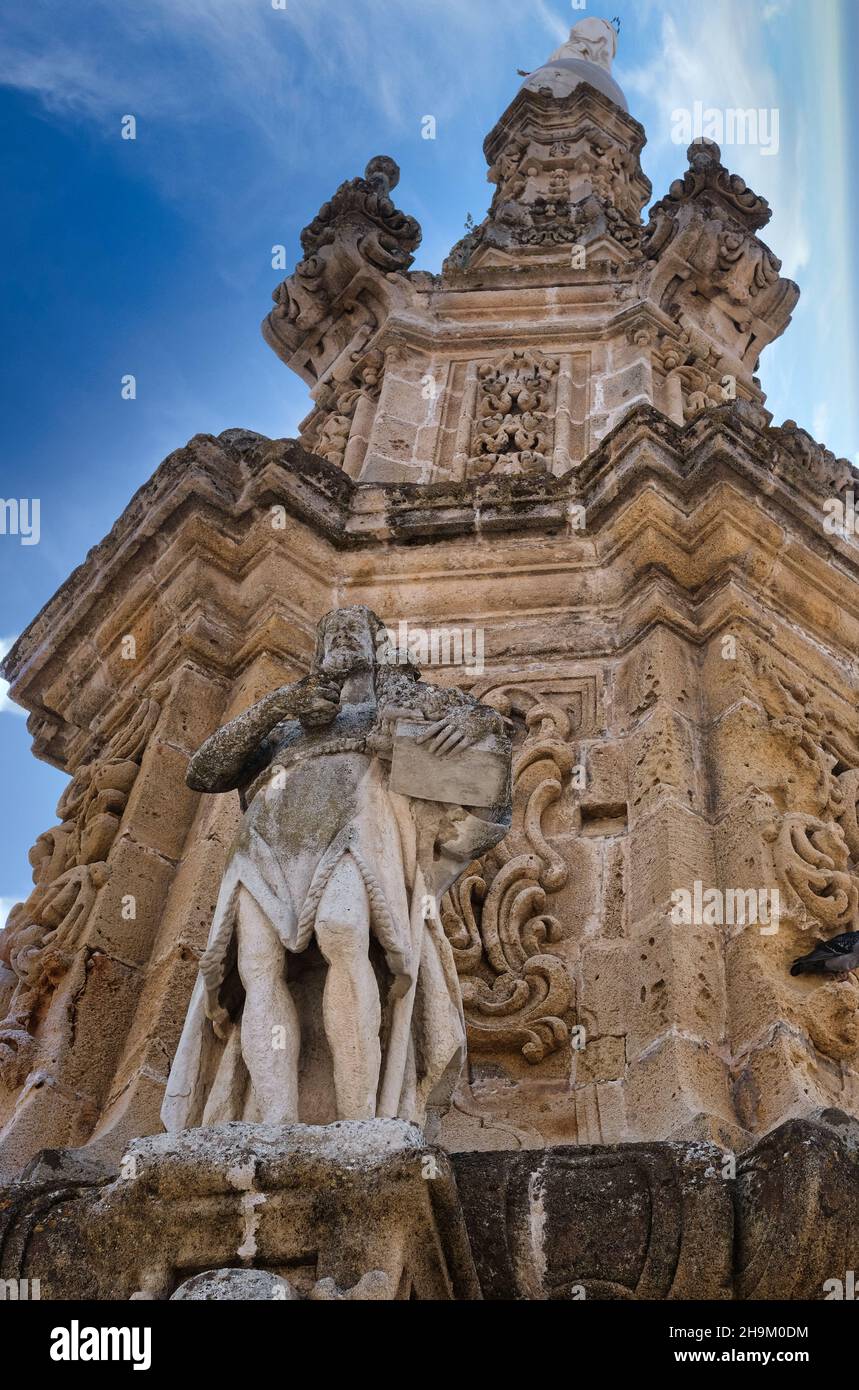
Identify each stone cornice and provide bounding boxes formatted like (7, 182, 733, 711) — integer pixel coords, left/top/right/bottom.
(4, 404, 858, 733)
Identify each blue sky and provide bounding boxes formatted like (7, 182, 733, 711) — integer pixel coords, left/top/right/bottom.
(0, 0, 856, 924)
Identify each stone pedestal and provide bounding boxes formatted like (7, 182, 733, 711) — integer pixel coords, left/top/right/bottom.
(0, 1120, 480, 1301)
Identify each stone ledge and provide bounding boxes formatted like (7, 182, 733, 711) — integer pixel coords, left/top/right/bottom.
(4, 401, 858, 708)
(1, 1113, 856, 1299)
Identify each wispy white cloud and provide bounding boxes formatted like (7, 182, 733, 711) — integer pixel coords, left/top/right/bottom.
(0, 637, 25, 717)
(0, 0, 851, 460)
(0, 0, 567, 262)
(621, 4, 809, 280)
(0, 0, 564, 146)
(812, 403, 830, 444)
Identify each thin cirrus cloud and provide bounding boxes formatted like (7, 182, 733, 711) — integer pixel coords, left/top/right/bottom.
(621, 0, 854, 458)
(0, 0, 569, 263)
(0, 0, 300, 131)
(621, 5, 809, 278)
(0, 0, 564, 145)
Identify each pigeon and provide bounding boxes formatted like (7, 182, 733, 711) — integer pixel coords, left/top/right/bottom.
(790, 930, 859, 976)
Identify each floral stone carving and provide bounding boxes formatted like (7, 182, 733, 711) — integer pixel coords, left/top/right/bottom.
(467, 350, 559, 478)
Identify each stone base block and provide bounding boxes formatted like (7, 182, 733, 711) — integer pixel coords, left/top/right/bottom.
(735, 1110, 859, 1300)
(453, 1138, 734, 1300)
(2, 1114, 858, 1300)
(451, 1112, 859, 1299)
(0, 1120, 480, 1301)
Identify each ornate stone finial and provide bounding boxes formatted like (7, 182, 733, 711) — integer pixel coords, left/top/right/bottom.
(687, 138, 722, 167)
(645, 138, 773, 240)
(364, 155, 400, 196)
(521, 16, 626, 109)
(262, 154, 421, 373)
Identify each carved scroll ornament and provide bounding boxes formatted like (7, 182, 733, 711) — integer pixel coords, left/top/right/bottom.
(441, 691, 576, 1062)
(0, 691, 163, 1089)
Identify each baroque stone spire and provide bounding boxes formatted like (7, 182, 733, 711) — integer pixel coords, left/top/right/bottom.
(446, 17, 649, 273)
(255, 16, 805, 485)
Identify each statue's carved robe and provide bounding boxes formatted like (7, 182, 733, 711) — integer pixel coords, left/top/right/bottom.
(162, 702, 510, 1131)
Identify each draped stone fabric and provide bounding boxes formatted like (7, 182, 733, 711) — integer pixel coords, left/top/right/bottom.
(162, 709, 509, 1132)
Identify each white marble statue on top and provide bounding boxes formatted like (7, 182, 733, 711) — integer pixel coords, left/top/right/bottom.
(520, 17, 626, 108)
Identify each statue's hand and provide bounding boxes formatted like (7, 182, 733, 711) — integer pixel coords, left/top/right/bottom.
(290, 674, 343, 729)
(209, 1005, 232, 1041)
(377, 702, 427, 728)
(415, 717, 475, 757)
(369, 702, 427, 760)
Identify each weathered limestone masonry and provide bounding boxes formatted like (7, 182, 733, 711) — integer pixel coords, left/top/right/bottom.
(2, 19, 858, 1298)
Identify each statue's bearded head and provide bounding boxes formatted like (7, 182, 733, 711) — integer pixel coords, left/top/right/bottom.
(313, 606, 384, 679)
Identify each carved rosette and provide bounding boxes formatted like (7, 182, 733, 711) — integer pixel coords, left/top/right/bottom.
(441, 693, 576, 1062)
(0, 690, 163, 1089)
(466, 350, 559, 479)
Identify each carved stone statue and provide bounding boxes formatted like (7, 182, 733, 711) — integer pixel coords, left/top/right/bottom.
(521, 17, 625, 107)
(162, 606, 511, 1132)
(551, 16, 618, 71)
